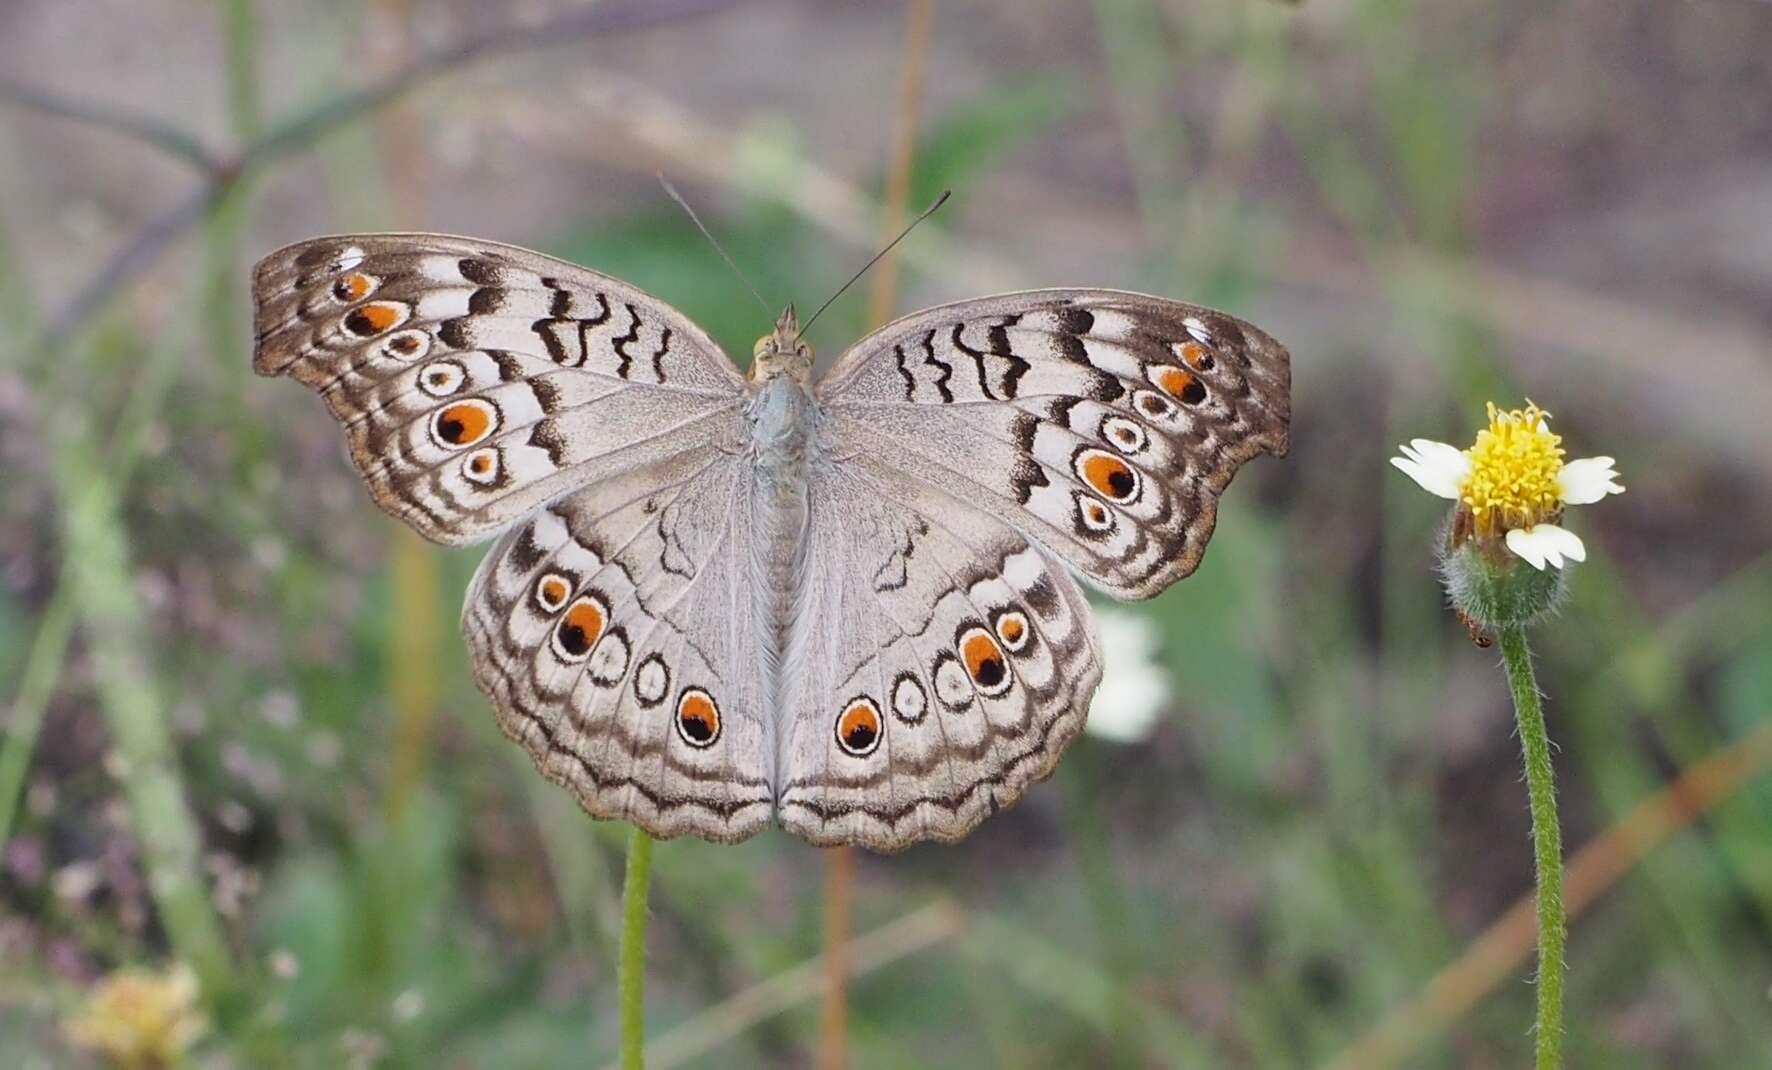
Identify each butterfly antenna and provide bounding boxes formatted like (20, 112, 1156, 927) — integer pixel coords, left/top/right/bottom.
(797, 189, 951, 341)
(658, 172, 773, 317)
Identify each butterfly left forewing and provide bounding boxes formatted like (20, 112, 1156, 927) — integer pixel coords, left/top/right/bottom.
(251, 233, 745, 545)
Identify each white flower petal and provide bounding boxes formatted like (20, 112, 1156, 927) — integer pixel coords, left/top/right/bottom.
(1558, 456, 1625, 505)
(1538, 523, 1587, 563)
(1505, 526, 1550, 569)
(1506, 523, 1586, 570)
(1086, 608, 1170, 744)
(1390, 439, 1469, 499)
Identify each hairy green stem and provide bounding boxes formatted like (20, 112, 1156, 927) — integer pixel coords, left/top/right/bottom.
(620, 826, 655, 1069)
(1498, 624, 1565, 1068)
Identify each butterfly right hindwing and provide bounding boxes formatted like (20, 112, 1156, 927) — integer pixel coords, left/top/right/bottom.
(773, 455, 1102, 850)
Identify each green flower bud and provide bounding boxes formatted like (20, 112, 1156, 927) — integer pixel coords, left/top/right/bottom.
(1440, 518, 1569, 631)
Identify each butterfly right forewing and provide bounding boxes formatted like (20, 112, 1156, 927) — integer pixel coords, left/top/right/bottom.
(816, 289, 1290, 600)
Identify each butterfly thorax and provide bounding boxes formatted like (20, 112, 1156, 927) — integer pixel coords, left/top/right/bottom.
(747, 305, 815, 386)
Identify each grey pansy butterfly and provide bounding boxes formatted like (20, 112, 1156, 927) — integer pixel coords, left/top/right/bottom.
(251, 232, 1290, 851)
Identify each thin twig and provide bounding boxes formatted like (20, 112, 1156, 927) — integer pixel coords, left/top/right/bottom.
(36, 0, 756, 342)
(0, 74, 223, 170)
(819, 4, 935, 1067)
(372, 0, 443, 832)
(864, 0, 937, 330)
(238, 0, 747, 170)
(49, 181, 228, 340)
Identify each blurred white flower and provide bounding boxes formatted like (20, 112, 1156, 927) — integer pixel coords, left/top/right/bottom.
(1086, 607, 1171, 743)
(392, 989, 425, 1023)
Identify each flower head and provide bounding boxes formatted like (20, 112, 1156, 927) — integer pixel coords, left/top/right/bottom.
(1392, 400, 1623, 571)
(63, 963, 206, 1070)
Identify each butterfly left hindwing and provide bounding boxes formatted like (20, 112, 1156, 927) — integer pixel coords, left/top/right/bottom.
(462, 448, 775, 844)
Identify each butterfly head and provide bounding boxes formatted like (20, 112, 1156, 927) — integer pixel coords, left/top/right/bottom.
(749, 305, 814, 384)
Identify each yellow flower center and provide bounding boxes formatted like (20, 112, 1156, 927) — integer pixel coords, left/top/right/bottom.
(1460, 401, 1565, 535)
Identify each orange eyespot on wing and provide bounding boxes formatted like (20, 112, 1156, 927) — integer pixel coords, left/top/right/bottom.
(432, 399, 497, 448)
(676, 688, 721, 748)
(1101, 415, 1149, 455)
(383, 329, 431, 360)
(552, 594, 607, 661)
(1172, 340, 1216, 370)
(959, 626, 1012, 696)
(534, 573, 572, 613)
(462, 447, 500, 486)
(330, 272, 377, 302)
(1075, 492, 1115, 535)
(1152, 364, 1207, 405)
(994, 610, 1031, 653)
(342, 300, 408, 337)
(1133, 390, 1176, 421)
(835, 698, 883, 757)
(1076, 448, 1141, 504)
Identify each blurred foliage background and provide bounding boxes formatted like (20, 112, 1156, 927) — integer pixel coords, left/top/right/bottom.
(3, 0, 1772, 1067)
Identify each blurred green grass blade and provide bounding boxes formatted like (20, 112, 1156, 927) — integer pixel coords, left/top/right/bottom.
(0, 582, 76, 848)
(0, 216, 209, 851)
(52, 424, 237, 996)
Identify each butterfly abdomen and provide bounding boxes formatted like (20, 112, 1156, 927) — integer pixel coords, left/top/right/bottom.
(746, 379, 818, 728)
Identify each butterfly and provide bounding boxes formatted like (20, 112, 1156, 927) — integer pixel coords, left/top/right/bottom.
(251, 233, 1290, 851)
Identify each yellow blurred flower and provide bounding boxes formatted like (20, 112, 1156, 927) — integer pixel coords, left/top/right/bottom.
(63, 963, 206, 1070)
(1392, 400, 1624, 570)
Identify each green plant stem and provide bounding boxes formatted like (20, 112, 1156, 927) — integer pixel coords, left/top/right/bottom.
(1497, 624, 1565, 1069)
(620, 826, 656, 1070)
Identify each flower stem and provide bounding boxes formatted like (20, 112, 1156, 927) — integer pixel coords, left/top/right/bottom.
(619, 826, 655, 1070)
(1497, 624, 1565, 1068)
